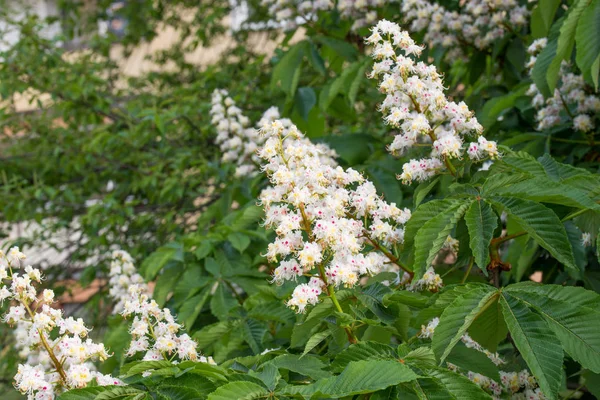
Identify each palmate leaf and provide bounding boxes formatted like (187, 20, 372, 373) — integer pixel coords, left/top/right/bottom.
(506, 286, 600, 373)
(499, 292, 563, 400)
(413, 200, 472, 277)
(464, 199, 497, 272)
(488, 196, 577, 271)
(206, 381, 269, 400)
(576, 0, 600, 88)
(432, 286, 498, 363)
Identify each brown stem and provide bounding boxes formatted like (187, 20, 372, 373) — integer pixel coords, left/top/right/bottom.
(363, 230, 414, 281)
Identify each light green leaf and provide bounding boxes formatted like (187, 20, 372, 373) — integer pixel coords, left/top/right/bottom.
(302, 330, 331, 356)
(500, 292, 563, 400)
(227, 232, 251, 253)
(432, 286, 498, 363)
(207, 381, 269, 400)
(547, 0, 589, 91)
(576, 0, 600, 82)
(413, 200, 472, 278)
(488, 196, 577, 271)
(465, 200, 497, 272)
(56, 387, 110, 400)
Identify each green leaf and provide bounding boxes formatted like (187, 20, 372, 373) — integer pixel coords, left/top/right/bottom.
(57, 387, 110, 400)
(302, 330, 331, 356)
(383, 290, 429, 308)
(478, 85, 528, 128)
(251, 363, 280, 391)
(313, 35, 358, 61)
(464, 200, 497, 272)
(531, 0, 561, 38)
(467, 295, 508, 353)
(210, 283, 239, 320)
(271, 41, 306, 96)
(153, 264, 183, 307)
(413, 177, 440, 208)
(295, 86, 316, 120)
(248, 302, 295, 324)
(488, 196, 577, 271)
(432, 286, 498, 363)
(155, 386, 203, 400)
(404, 199, 460, 251)
(227, 232, 251, 253)
(308, 42, 326, 76)
(348, 58, 371, 105)
(331, 341, 397, 372)
(491, 177, 600, 211)
(505, 287, 600, 373)
(95, 387, 146, 400)
(531, 24, 559, 97)
(413, 200, 472, 277)
(179, 287, 211, 328)
(547, 0, 589, 91)
(241, 318, 266, 354)
(418, 368, 493, 400)
(576, 0, 600, 87)
(141, 243, 183, 280)
(271, 354, 331, 380)
(499, 292, 563, 400)
(311, 360, 418, 397)
(446, 345, 500, 382)
(206, 381, 269, 400)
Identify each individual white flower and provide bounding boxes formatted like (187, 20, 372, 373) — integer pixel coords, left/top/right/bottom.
(582, 232, 592, 247)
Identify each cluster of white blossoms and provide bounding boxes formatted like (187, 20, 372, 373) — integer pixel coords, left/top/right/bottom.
(0, 247, 121, 400)
(401, 0, 528, 59)
(108, 250, 150, 314)
(581, 232, 592, 247)
(106, 251, 213, 364)
(366, 20, 498, 184)
(121, 285, 214, 364)
(211, 89, 281, 177)
(257, 118, 412, 312)
(526, 38, 600, 133)
(405, 267, 443, 292)
(258, 0, 395, 31)
(419, 317, 543, 399)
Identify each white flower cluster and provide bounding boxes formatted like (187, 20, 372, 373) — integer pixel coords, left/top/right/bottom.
(581, 232, 592, 247)
(121, 285, 213, 364)
(108, 250, 149, 314)
(210, 89, 280, 177)
(259, 0, 394, 31)
(401, 0, 528, 58)
(257, 118, 412, 312)
(0, 247, 121, 400)
(419, 317, 543, 399)
(405, 267, 443, 292)
(526, 39, 600, 133)
(366, 20, 498, 184)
